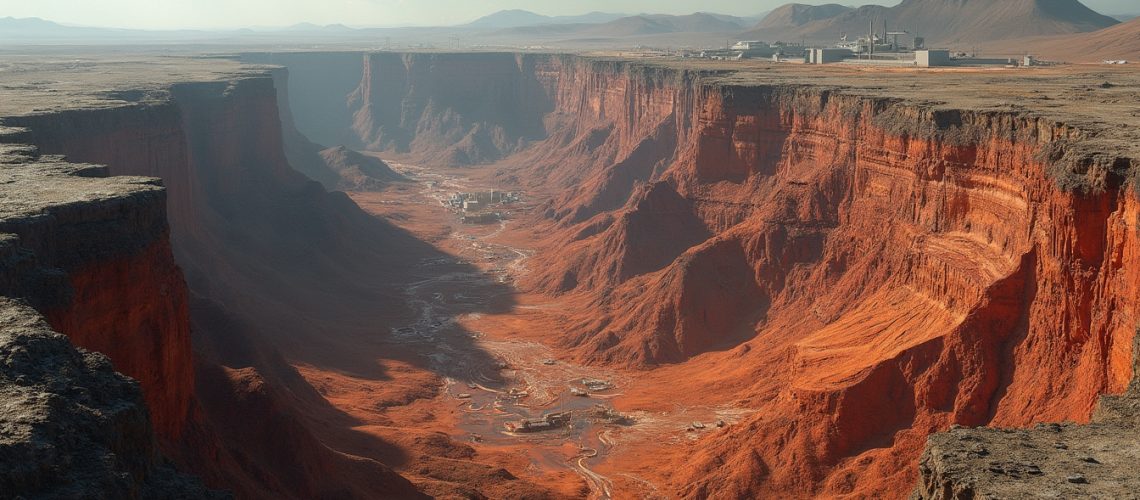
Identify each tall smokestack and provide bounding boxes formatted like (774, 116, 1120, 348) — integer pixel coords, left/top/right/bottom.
(869, 19, 874, 58)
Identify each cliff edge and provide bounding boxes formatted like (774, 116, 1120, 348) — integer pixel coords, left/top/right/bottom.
(0, 143, 219, 498)
(913, 329, 1140, 499)
(0, 299, 222, 499)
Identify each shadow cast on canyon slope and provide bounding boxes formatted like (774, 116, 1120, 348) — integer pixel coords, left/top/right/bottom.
(0, 86, 517, 485)
(183, 185, 518, 470)
(157, 73, 522, 479)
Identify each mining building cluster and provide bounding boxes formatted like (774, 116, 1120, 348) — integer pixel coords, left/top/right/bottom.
(683, 24, 1049, 68)
(445, 190, 520, 224)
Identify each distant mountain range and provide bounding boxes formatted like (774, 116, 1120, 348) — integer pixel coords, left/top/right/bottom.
(466, 9, 765, 33)
(463, 10, 629, 29)
(985, 15, 1140, 61)
(754, 4, 853, 31)
(0, 1, 1131, 56)
(490, 12, 756, 38)
(0, 16, 367, 42)
(744, 0, 1119, 45)
(1044, 15, 1140, 59)
(0, 16, 141, 39)
(280, 22, 356, 32)
(0, 11, 762, 44)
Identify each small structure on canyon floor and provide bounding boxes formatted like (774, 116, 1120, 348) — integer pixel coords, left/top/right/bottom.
(461, 212, 500, 224)
(449, 190, 520, 211)
(505, 411, 572, 433)
(591, 405, 633, 425)
(582, 378, 613, 391)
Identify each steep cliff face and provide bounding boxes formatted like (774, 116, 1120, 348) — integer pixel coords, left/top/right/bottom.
(0, 128, 195, 445)
(266, 66, 345, 189)
(913, 327, 1140, 499)
(349, 52, 557, 165)
(538, 76, 1139, 497)
(554, 83, 1136, 497)
(43, 238, 193, 441)
(240, 52, 366, 149)
(662, 93, 1137, 498)
(0, 298, 220, 499)
(3, 74, 424, 498)
(0, 144, 217, 498)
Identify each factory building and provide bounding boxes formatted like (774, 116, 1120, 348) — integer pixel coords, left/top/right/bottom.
(729, 40, 779, 59)
(915, 49, 951, 67)
(807, 48, 853, 64)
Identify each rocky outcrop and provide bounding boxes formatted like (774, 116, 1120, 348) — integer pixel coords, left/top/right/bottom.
(0, 297, 222, 500)
(319, 145, 407, 190)
(0, 135, 195, 446)
(913, 329, 1140, 499)
(0, 143, 218, 498)
(0, 298, 221, 499)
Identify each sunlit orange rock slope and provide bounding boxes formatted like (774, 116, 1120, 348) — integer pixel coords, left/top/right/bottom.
(347, 53, 1140, 497)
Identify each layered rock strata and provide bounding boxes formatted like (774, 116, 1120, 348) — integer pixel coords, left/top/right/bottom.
(331, 53, 1140, 498)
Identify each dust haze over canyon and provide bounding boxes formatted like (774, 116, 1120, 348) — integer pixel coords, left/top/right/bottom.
(2, 2, 1140, 500)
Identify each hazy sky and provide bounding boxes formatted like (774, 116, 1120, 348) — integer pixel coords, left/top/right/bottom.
(0, 0, 1133, 30)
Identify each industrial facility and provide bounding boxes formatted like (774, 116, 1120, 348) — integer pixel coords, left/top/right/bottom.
(799, 21, 1041, 67)
(685, 19, 1043, 69)
(445, 190, 521, 224)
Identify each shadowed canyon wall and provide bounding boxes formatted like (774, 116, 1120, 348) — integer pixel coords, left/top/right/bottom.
(240, 52, 366, 149)
(2, 74, 424, 498)
(348, 52, 558, 165)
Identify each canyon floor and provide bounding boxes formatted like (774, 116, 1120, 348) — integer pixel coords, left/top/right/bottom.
(311, 158, 753, 498)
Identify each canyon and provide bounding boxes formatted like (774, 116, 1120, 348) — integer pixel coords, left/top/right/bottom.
(1, 51, 1138, 499)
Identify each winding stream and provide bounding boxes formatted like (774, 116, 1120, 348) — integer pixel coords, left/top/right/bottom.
(385, 163, 621, 499)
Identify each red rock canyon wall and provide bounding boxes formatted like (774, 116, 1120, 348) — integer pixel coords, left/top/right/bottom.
(340, 53, 1140, 498)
